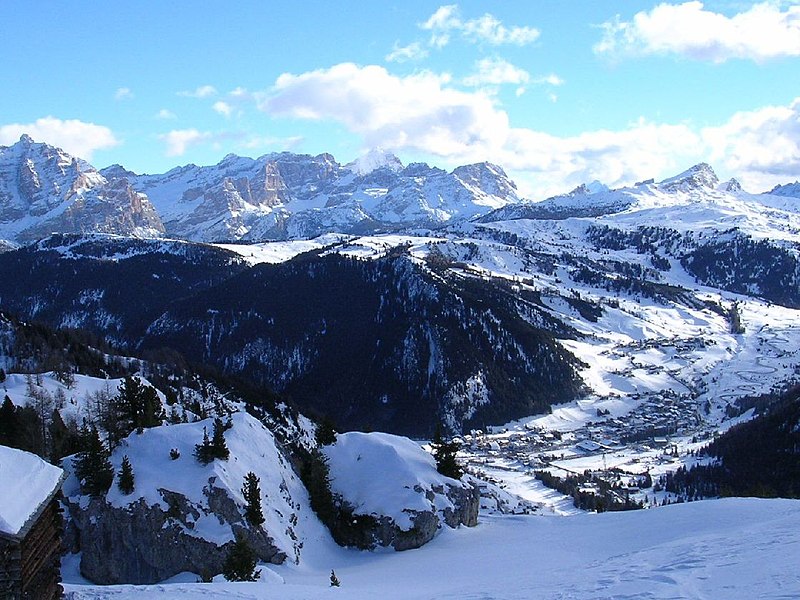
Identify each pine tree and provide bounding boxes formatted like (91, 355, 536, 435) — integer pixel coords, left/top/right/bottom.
(211, 417, 230, 460)
(315, 415, 337, 446)
(300, 448, 336, 525)
(75, 426, 114, 496)
(0, 395, 20, 448)
(330, 569, 341, 587)
(118, 455, 135, 495)
(431, 424, 463, 479)
(222, 534, 261, 582)
(241, 472, 265, 527)
(194, 426, 214, 465)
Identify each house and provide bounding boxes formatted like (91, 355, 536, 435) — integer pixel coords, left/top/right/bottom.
(0, 445, 66, 600)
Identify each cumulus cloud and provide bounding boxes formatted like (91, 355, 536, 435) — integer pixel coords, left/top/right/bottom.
(421, 4, 540, 47)
(114, 87, 133, 101)
(178, 85, 218, 98)
(595, 1, 800, 62)
(155, 108, 177, 120)
(703, 97, 800, 190)
(213, 101, 233, 117)
(0, 117, 119, 160)
(158, 129, 212, 156)
(262, 63, 508, 160)
(463, 57, 530, 87)
(385, 41, 429, 63)
(260, 63, 707, 197)
(260, 62, 800, 197)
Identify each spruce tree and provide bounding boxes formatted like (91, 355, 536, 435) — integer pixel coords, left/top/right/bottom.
(241, 472, 265, 527)
(211, 417, 230, 460)
(315, 415, 337, 446)
(431, 424, 463, 479)
(194, 426, 214, 465)
(118, 455, 135, 495)
(0, 395, 20, 448)
(222, 534, 261, 582)
(75, 426, 114, 496)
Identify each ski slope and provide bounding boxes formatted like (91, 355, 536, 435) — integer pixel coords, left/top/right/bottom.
(63, 498, 800, 599)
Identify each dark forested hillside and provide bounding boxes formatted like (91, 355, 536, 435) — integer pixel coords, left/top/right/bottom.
(0, 237, 584, 436)
(142, 252, 584, 436)
(667, 386, 800, 499)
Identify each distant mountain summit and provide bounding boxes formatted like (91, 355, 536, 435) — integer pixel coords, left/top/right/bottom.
(0, 136, 164, 243)
(2, 136, 800, 245)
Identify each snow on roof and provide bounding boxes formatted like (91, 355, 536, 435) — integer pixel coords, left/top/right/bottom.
(324, 431, 460, 530)
(0, 445, 64, 538)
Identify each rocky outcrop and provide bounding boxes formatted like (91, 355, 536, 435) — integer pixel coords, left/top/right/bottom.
(63, 480, 285, 584)
(323, 432, 480, 551)
(329, 481, 480, 552)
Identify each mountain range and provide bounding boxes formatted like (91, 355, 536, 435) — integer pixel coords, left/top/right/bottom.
(0, 136, 522, 244)
(1, 135, 799, 436)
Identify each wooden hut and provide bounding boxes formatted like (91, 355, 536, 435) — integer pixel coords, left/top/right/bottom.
(0, 445, 66, 600)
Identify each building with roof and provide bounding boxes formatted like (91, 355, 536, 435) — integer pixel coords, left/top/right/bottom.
(0, 445, 66, 599)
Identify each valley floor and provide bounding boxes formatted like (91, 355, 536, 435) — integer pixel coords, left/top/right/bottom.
(64, 497, 800, 599)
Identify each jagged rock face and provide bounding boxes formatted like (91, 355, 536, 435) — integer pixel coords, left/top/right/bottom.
(657, 163, 719, 193)
(120, 151, 522, 242)
(331, 482, 479, 552)
(0, 136, 165, 242)
(63, 486, 285, 584)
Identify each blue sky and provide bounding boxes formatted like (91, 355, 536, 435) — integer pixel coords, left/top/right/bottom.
(1, 1, 798, 197)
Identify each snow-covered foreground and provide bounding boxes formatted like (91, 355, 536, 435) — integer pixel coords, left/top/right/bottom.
(64, 498, 800, 599)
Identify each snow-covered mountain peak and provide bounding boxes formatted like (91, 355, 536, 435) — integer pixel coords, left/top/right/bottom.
(720, 178, 743, 193)
(768, 181, 800, 199)
(0, 136, 164, 243)
(658, 162, 719, 192)
(345, 148, 404, 175)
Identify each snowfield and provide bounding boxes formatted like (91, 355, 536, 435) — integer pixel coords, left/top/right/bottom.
(63, 498, 800, 599)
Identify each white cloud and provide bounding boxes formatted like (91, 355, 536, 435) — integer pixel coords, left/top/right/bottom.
(178, 85, 218, 98)
(262, 63, 508, 160)
(532, 74, 565, 87)
(595, 1, 800, 62)
(421, 4, 540, 47)
(463, 57, 530, 87)
(261, 63, 800, 198)
(260, 63, 704, 197)
(213, 101, 233, 117)
(158, 129, 212, 156)
(703, 97, 800, 190)
(0, 117, 119, 160)
(386, 41, 429, 63)
(155, 108, 177, 120)
(114, 87, 133, 101)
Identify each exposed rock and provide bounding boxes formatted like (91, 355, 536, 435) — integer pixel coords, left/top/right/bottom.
(63, 486, 285, 584)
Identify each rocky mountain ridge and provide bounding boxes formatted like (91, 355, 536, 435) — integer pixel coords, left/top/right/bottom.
(0, 135, 164, 243)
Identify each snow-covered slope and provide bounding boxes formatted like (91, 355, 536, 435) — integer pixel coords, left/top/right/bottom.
(0, 136, 164, 243)
(63, 498, 800, 599)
